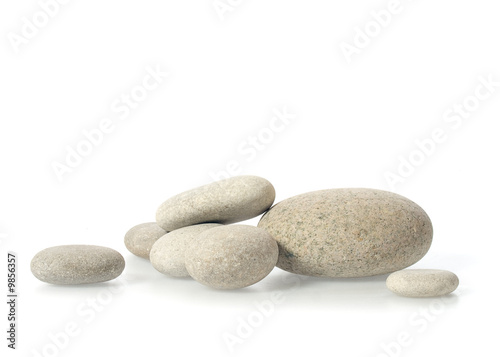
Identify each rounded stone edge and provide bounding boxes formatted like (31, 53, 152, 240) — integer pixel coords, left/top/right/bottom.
(124, 222, 167, 260)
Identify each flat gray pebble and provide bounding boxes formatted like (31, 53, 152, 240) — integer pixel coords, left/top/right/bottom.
(258, 188, 433, 278)
(150, 223, 222, 277)
(156, 175, 275, 231)
(185, 225, 279, 289)
(31, 245, 125, 285)
(386, 269, 459, 297)
(124, 222, 167, 259)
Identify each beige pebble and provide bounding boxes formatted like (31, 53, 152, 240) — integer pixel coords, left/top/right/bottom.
(156, 175, 275, 231)
(124, 222, 167, 259)
(31, 245, 125, 285)
(386, 269, 459, 297)
(185, 225, 278, 289)
(258, 188, 433, 277)
(150, 223, 222, 277)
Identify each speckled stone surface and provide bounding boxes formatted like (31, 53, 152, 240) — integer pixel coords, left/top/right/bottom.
(185, 225, 279, 289)
(156, 175, 275, 231)
(124, 222, 167, 259)
(31, 245, 125, 285)
(386, 269, 459, 297)
(258, 188, 433, 278)
(150, 223, 222, 277)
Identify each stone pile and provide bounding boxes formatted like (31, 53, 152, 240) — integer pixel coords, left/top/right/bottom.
(31, 175, 459, 297)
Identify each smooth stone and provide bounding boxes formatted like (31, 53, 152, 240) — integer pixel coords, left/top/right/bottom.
(258, 188, 433, 278)
(185, 225, 278, 289)
(150, 223, 222, 277)
(156, 175, 275, 231)
(31, 245, 125, 285)
(386, 269, 459, 297)
(124, 222, 167, 259)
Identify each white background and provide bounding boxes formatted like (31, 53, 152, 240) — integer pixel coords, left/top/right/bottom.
(1, 1, 499, 356)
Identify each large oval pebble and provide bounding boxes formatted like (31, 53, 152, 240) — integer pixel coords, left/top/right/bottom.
(156, 175, 275, 231)
(150, 223, 221, 277)
(31, 245, 125, 285)
(185, 225, 279, 289)
(386, 269, 459, 297)
(258, 188, 433, 278)
(124, 222, 167, 259)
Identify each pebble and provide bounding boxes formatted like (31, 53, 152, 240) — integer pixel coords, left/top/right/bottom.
(386, 269, 459, 297)
(150, 223, 222, 277)
(31, 245, 125, 285)
(258, 188, 433, 278)
(124, 222, 167, 259)
(156, 175, 275, 231)
(185, 225, 278, 289)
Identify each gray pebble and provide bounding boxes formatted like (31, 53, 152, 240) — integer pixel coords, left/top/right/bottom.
(124, 222, 167, 259)
(185, 225, 278, 289)
(156, 175, 275, 231)
(150, 223, 222, 277)
(258, 188, 433, 278)
(31, 245, 125, 285)
(386, 269, 459, 297)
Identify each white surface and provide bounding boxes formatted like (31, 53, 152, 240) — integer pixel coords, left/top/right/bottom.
(1, 1, 498, 356)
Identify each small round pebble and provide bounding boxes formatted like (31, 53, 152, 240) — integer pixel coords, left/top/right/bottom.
(124, 222, 167, 259)
(386, 269, 459, 297)
(31, 245, 125, 285)
(156, 175, 275, 231)
(150, 223, 222, 277)
(185, 225, 279, 289)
